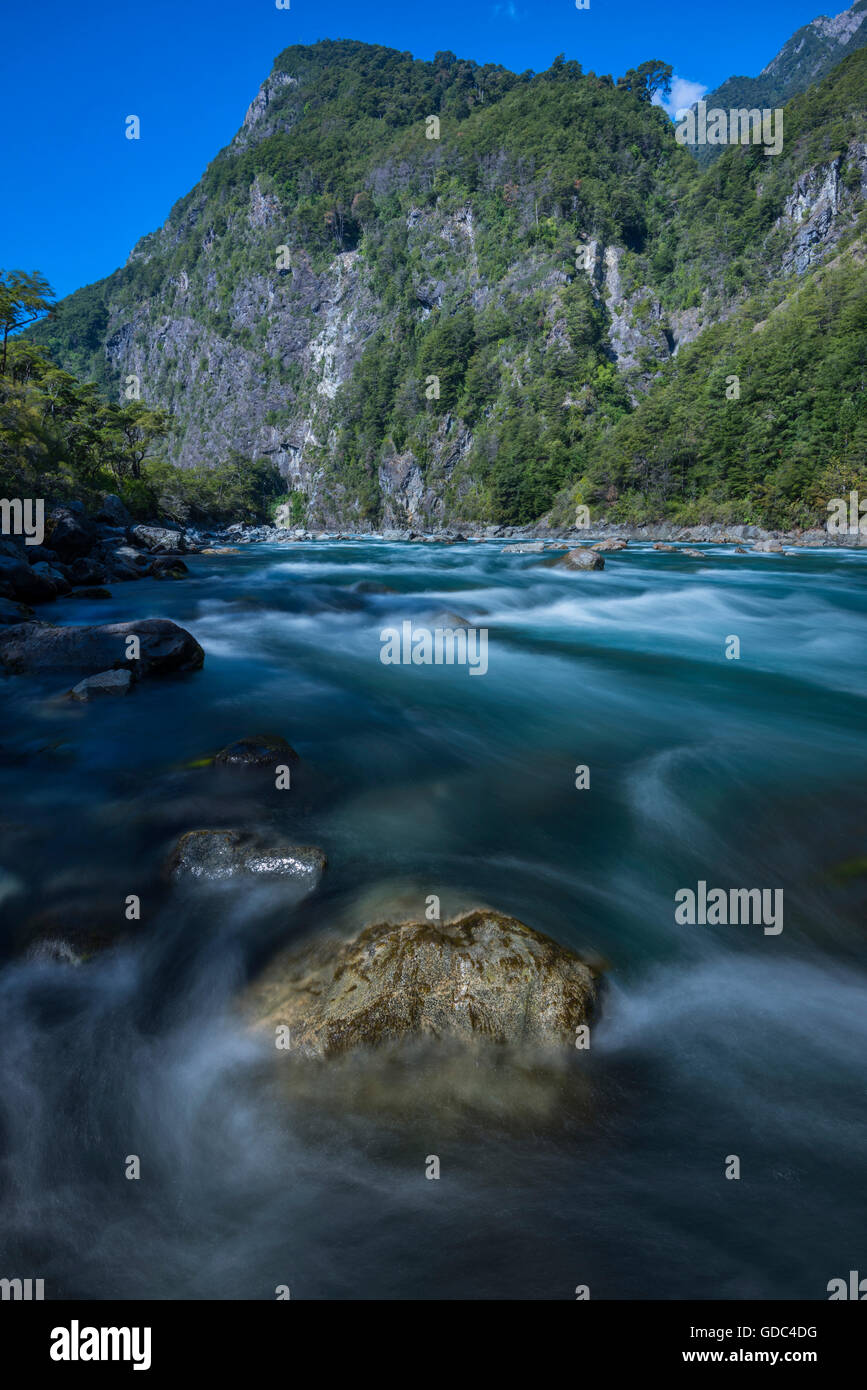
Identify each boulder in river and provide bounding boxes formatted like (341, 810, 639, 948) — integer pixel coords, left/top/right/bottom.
(752, 538, 784, 553)
(213, 734, 299, 770)
(166, 829, 326, 888)
(652, 543, 677, 552)
(130, 524, 187, 554)
(550, 548, 605, 571)
(0, 618, 204, 678)
(246, 909, 599, 1057)
(591, 538, 628, 552)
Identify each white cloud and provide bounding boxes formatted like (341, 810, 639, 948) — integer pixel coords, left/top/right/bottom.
(652, 76, 708, 120)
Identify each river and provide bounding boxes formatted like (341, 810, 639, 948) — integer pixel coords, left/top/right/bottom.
(1, 538, 865, 1299)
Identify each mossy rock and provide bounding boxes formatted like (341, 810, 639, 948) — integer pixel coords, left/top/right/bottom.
(245, 909, 600, 1057)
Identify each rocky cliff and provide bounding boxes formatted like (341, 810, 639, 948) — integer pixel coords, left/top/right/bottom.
(32, 41, 867, 530)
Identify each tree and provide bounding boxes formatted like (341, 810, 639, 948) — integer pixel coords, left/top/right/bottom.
(114, 401, 173, 480)
(617, 61, 673, 103)
(0, 270, 55, 374)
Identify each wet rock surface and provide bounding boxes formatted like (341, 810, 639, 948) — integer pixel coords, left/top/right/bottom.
(213, 734, 300, 770)
(166, 829, 326, 889)
(0, 619, 204, 678)
(550, 547, 605, 571)
(246, 909, 599, 1058)
(66, 669, 134, 701)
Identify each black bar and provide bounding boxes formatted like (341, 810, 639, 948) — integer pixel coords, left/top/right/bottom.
(2, 1299, 863, 1375)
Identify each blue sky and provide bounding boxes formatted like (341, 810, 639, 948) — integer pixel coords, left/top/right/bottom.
(0, 0, 841, 299)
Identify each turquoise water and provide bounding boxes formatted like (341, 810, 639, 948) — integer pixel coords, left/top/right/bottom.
(1, 540, 865, 1298)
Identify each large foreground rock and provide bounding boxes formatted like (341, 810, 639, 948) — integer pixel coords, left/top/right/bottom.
(247, 909, 599, 1057)
(0, 619, 204, 677)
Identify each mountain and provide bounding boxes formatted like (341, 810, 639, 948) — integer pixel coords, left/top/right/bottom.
(691, 1, 867, 167)
(29, 40, 867, 531)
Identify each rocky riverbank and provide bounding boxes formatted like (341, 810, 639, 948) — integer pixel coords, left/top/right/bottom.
(0, 496, 216, 622)
(193, 518, 864, 548)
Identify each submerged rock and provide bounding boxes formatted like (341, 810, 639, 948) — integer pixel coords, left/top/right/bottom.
(427, 610, 472, 628)
(23, 900, 127, 965)
(213, 734, 299, 769)
(66, 669, 134, 701)
(550, 548, 605, 571)
(0, 618, 204, 678)
(351, 580, 398, 595)
(246, 909, 599, 1058)
(652, 542, 677, 552)
(681, 548, 705, 558)
(166, 829, 326, 887)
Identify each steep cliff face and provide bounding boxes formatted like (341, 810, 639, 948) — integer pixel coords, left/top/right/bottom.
(32, 41, 867, 529)
(775, 139, 867, 273)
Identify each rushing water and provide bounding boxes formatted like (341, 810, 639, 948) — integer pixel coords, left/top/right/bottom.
(1, 539, 865, 1300)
